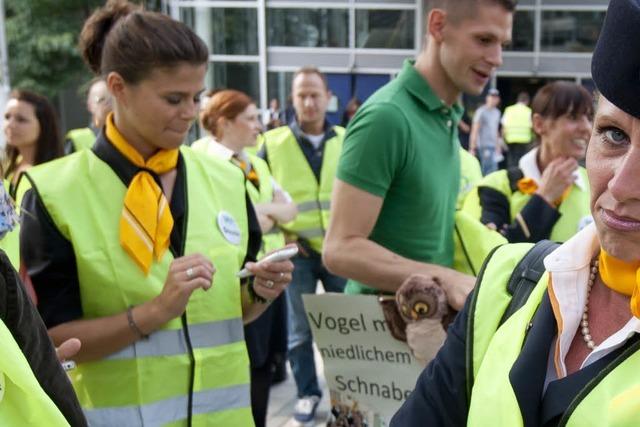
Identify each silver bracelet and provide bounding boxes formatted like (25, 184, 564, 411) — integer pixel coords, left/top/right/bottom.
(127, 306, 149, 340)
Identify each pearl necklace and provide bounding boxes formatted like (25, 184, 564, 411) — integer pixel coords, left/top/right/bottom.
(581, 259, 600, 350)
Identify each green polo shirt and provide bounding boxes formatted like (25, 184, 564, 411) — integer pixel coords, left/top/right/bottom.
(337, 60, 462, 295)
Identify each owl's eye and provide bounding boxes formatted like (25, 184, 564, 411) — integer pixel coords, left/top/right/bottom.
(414, 302, 430, 315)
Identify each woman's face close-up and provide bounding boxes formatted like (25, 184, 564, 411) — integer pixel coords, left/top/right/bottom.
(226, 103, 262, 149)
(3, 99, 40, 149)
(542, 112, 592, 161)
(587, 96, 640, 260)
(119, 62, 207, 151)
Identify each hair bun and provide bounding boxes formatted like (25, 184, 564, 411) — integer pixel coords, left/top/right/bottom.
(79, 0, 141, 75)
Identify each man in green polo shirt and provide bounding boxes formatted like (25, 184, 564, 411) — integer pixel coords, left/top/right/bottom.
(323, 0, 515, 308)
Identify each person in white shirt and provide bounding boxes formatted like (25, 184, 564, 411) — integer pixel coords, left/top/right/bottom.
(463, 81, 593, 243)
(193, 89, 297, 427)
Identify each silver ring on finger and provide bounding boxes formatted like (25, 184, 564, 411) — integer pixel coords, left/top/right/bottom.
(186, 267, 194, 279)
(279, 272, 285, 280)
(265, 280, 275, 289)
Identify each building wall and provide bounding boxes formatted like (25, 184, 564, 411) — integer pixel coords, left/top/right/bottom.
(170, 0, 608, 121)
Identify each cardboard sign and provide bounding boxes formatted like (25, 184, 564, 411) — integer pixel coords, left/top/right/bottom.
(303, 294, 435, 426)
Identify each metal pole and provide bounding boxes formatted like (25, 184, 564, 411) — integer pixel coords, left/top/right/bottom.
(0, 0, 10, 92)
(0, 0, 10, 150)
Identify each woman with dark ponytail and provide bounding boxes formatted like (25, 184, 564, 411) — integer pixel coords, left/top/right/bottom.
(20, 1, 293, 425)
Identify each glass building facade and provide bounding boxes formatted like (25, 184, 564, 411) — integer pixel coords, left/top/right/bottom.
(168, 0, 608, 121)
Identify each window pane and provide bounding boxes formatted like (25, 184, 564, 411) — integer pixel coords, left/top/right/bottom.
(541, 11, 605, 52)
(356, 10, 414, 49)
(211, 62, 260, 103)
(508, 10, 534, 51)
(267, 72, 295, 123)
(267, 8, 348, 47)
(181, 7, 258, 55)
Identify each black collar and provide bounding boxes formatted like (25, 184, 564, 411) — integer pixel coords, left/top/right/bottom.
(288, 118, 336, 150)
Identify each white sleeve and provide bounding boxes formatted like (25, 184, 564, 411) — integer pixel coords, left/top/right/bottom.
(271, 177, 292, 202)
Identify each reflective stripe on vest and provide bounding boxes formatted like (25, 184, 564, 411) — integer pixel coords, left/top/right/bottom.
(463, 167, 592, 242)
(297, 200, 331, 213)
(467, 244, 640, 426)
(66, 128, 96, 152)
(106, 318, 244, 360)
(26, 147, 254, 426)
(502, 104, 532, 144)
(0, 318, 70, 426)
(84, 384, 251, 427)
(263, 125, 344, 253)
(458, 148, 482, 209)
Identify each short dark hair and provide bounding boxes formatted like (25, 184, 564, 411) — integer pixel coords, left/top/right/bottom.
(292, 66, 329, 91)
(531, 81, 593, 121)
(517, 91, 530, 104)
(4, 90, 63, 179)
(425, 0, 517, 22)
(79, 0, 209, 84)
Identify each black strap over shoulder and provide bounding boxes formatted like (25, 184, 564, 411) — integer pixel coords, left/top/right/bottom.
(498, 240, 560, 327)
(507, 166, 524, 193)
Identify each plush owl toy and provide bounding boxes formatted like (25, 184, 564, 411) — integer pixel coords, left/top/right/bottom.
(379, 274, 450, 366)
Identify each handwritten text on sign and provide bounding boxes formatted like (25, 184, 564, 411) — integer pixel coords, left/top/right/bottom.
(303, 294, 428, 425)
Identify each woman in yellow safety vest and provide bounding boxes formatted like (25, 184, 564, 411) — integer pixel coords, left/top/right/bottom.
(1, 90, 63, 271)
(20, 1, 293, 426)
(463, 81, 593, 243)
(193, 89, 297, 427)
(392, 0, 640, 424)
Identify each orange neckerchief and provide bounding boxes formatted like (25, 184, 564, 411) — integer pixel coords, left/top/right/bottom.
(598, 250, 640, 318)
(231, 154, 260, 189)
(106, 113, 178, 274)
(516, 177, 572, 206)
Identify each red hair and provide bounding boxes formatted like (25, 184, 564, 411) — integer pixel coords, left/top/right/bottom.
(200, 89, 254, 139)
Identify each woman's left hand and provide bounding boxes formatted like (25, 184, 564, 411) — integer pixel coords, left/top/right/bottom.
(245, 257, 294, 302)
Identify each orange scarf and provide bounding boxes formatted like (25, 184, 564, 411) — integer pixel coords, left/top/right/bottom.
(598, 250, 640, 318)
(517, 177, 572, 206)
(106, 113, 178, 274)
(230, 153, 260, 189)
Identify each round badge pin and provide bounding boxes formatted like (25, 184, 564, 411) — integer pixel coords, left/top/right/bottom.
(217, 211, 241, 245)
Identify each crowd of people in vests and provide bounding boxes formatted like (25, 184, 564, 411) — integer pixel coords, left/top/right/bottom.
(3, 0, 640, 426)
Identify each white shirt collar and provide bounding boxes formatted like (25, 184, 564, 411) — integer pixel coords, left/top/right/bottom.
(199, 137, 240, 162)
(518, 147, 586, 192)
(544, 223, 640, 378)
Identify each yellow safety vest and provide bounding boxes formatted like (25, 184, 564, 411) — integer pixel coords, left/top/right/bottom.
(0, 318, 70, 426)
(191, 138, 286, 257)
(262, 125, 344, 253)
(452, 210, 506, 276)
(463, 167, 592, 242)
(467, 244, 640, 426)
(502, 104, 532, 144)
(25, 147, 254, 427)
(66, 128, 96, 152)
(458, 148, 482, 209)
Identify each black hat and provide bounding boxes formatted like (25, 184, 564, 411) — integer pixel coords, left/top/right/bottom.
(592, 0, 640, 118)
